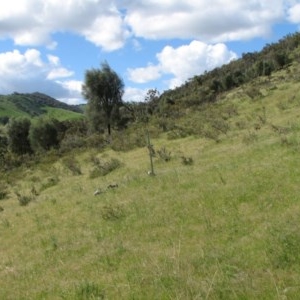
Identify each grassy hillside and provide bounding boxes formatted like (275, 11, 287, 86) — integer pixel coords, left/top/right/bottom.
(1, 59, 300, 299)
(0, 92, 83, 122)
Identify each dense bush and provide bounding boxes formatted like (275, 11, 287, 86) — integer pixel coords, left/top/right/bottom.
(0, 181, 8, 200)
(89, 157, 122, 178)
(60, 134, 86, 152)
(0, 136, 8, 167)
(7, 118, 32, 155)
(29, 118, 61, 152)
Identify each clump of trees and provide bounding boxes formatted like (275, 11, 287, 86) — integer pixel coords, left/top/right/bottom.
(0, 117, 87, 170)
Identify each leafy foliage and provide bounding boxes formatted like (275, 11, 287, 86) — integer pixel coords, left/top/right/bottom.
(83, 62, 124, 135)
(29, 118, 61, 152)
(7, 118, 32, 155)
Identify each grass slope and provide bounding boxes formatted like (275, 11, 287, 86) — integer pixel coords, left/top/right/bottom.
(43, 107, 84, 121)
(0, 93, 83, 121)
(1, 68, 300, 299)
(0, 96, 32, 118)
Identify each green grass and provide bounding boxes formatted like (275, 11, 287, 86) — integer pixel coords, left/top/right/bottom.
(0, 93, 83, 121)
(0, 97, 31, 118)
(43, 107, 84, 121)
(1, 65, 300, 299)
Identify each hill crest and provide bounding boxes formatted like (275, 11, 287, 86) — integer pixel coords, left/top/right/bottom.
(0, 92, 84, 121)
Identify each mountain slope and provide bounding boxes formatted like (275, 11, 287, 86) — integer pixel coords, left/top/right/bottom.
(1, 73, 300, 298)
(0, 92, 84, 122)
(1, 33, 300, 299)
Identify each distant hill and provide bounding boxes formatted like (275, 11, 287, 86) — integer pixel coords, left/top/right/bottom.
(0, 92, 84, 123)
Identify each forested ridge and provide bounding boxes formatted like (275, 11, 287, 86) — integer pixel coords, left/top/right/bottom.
(159, 32, 300, 106)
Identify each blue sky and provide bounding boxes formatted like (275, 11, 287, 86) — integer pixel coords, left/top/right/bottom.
(0, 0, 300, 104)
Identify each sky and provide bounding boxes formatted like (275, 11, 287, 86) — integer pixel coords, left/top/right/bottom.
(1, 1, 300, 105)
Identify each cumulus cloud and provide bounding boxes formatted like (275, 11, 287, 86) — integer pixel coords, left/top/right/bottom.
(124, 0, 285, 42)
(288, 3, 300, 23)
(128, 64, 161, 83)
(0, 49, 83, 103)
(123, 87, 149, 102)
(56, 80, 84, 105)
(0, 0, 128, 51)
(0, 0, 290, 51)
(128, 40, 237, 89)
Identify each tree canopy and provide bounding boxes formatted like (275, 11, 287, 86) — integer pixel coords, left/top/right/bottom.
(82, 62, 124, 135)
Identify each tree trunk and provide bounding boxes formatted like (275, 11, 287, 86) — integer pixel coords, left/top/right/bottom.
(107, 123, 111, 136)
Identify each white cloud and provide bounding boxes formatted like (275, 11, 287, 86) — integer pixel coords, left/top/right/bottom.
(128, 40, 237, 89)
(288, 3, 300, 23)
(123, 87, 149, 102)
(57, 80, 85, 105)
(127, 64, 161, 83)
(46, 55, 74, 79)
(0, 0, 128, 51)
(124, 0, 285, 42)
(0, 49, 43, 80)
(47, 68, 74, 80)
(0, 0, 290, 51)
(82, 15, 129, 51)
(0, 49, 83, 104)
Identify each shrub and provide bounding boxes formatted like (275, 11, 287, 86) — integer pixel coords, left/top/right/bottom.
(157, 147, 171, 162)
(1, 152, 26, 171)
(245, 86, 262, 100)
(210, 118, 230, 135)
(101, 204, 124, 221)
(16, 192, 33, 206)
(0, 182, 8, 200)
(85, 133, 106, 149)
(60, 134, 86, 152)
(29, 117, 60, 152)
(62, 156, 82, 175)
(89, 158, 122, 178)
(40, 176, 60, 191)
(167, 126, 191, 140)
(0, 136, 8, 162)
(181, 156, 194, 165)
(7, 118, 32, 155)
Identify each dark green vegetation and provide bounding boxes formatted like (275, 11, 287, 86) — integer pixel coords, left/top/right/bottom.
(1, 32, 300, 299)
(83, 61, 124, 135)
